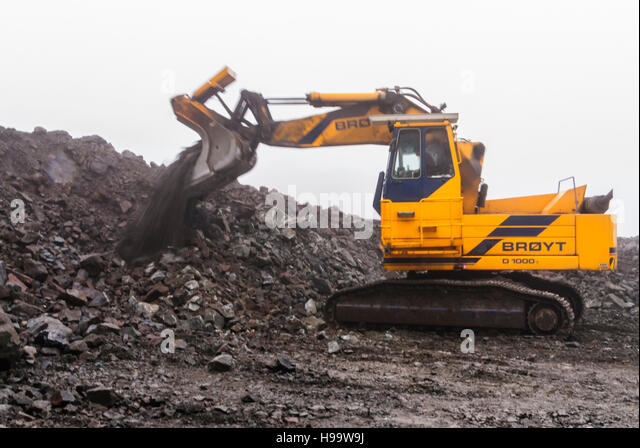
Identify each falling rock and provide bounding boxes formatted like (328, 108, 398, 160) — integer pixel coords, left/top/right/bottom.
(208, 353, 234, 372)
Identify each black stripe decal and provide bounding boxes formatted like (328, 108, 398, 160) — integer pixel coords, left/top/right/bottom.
(298, 105, 370, 145)
(500, 215, 560, 226)
(609, 247, 617, 253)
(466, 238, 502, 256)
(384, 257, 481, 264)
(488, 227, 546, 237)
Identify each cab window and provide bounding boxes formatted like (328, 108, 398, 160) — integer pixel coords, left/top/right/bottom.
(424, 127, 454, 178)
(392, 129, 421, 179)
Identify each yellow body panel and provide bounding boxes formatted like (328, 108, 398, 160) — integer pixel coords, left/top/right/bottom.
(576, 214, 617, 270)
(383, 209, 617, 272)
(482, 186, 586, 214)
(380, 121, 616, 273)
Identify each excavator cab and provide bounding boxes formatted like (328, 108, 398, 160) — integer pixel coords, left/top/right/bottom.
(384, 124, 457, 202)
(373, 117, 465, 265)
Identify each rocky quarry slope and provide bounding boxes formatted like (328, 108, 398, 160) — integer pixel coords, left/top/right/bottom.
(0, 125, 638, 427)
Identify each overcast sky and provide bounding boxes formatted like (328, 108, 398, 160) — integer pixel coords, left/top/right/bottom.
(1, 0, 638, 235)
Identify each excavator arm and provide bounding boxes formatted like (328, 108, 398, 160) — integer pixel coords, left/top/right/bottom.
(170, 67, 451, 199)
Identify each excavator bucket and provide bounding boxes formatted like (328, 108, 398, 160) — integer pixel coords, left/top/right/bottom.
(116, 68, 257, 263)
(171, 93, 256, 200)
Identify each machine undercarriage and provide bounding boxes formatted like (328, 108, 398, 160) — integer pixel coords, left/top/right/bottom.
(326, 271, 583, 336)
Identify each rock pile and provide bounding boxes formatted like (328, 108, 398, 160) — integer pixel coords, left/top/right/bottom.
(0, 125, 384, 374)
(0, 125, 637, 426)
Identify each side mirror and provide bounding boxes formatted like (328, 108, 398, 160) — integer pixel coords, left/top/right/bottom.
(476, 183, 488, 210)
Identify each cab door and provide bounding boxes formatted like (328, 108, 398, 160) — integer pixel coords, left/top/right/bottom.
(381, 124, 463, 253)
(418, 125, 463, 249)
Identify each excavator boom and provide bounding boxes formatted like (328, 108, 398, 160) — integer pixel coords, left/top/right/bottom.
(170, 67, 481, 203)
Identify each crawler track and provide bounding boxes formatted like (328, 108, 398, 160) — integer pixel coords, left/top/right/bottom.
(325, 272, 583, 337)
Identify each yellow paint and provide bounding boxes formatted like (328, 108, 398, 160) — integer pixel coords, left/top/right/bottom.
(192, 66, 236, 101)
(481, 186, 586, 214)
(307, 92, 386, 106)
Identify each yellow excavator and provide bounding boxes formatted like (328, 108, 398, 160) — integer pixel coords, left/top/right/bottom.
(129, 67, 617, 336)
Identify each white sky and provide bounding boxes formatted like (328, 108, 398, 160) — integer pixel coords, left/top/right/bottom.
(1, 0, 638, 235)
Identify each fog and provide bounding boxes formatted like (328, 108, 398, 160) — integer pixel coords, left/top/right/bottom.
(1, 0, 637, 235)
